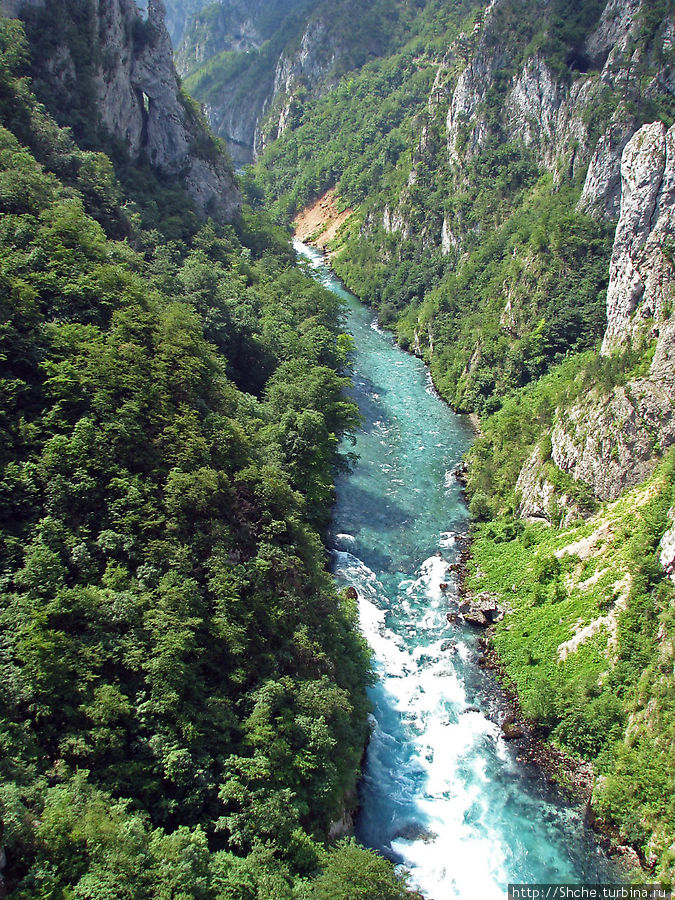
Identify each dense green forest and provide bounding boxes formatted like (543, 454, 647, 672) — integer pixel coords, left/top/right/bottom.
(250, 0, 675, 880)
(0, 14, 417, 898)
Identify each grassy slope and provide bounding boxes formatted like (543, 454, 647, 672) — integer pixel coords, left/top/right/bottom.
(468, 452, 675, 876)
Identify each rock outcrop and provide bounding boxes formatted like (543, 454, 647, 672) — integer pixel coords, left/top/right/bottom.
(602, 122, 675, 354)
(19, 0, 240, 219)
(445, 0, 645, 190)
(444, 0, 675, 240)
(577, 106, 638, 220)
(660, 514, 675, 583)
(255, 15, 343, 154)
(516, 443, 582, 523)
(100, 0, 240, 218)
(550, 372, 675, 502)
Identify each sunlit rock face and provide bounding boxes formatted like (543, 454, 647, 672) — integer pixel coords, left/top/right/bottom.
(545, 123, 675, 502)
(602, 122, 675, 354)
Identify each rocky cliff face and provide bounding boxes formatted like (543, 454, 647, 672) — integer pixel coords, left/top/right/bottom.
(517, 123, 675, 511)
(256, 16, 343, 153)
(0, 0, 42, 15)
(445, 0, 671, 227)
(176, 0, 330, 163)
(15, 0, 240, 218)
(100, 0, 240, 218)
(176, 0, 309, 74)
(162, 0, 211, 46)
(181, 0, 403, 164)
(661, 512, 675, 583)
(188, 5, 342, 165)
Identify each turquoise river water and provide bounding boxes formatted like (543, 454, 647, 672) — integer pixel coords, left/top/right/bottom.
(294, 241, 614, 899)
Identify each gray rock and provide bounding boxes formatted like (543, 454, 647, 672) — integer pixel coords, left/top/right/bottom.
(28, 0, 240, 218)
(96, 0, 240, 219)
(550, 371, 675, 502)
(544, 122, 675, 503)
(461, 592, 501, 627)
(394, 822, 438, 843)
(585, 0, 642, 68)
(602, 122, 675, 353)
(516, 442, 569, 523)
(502, 720, 525, 740)
(577, 106, 638, 220)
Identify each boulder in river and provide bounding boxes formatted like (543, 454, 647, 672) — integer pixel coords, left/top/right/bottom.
(501, 715, 525, 741)
(439, 582, 449, 590)
(446, 612, 459, 624)
(345, 586, 358, 600)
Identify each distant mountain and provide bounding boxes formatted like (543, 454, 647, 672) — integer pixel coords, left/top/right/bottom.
(162, 0, 212, 46)
(179, 0, 429, 164)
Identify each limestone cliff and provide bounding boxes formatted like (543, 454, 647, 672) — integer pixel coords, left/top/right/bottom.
(518, 123, 675, 509)
(178, 0, 343, 163)
(601, 122, 675, 354)
(181, 0, 407, 164)
(176, 0, 310, 74)
(162, 0, 211, 46)
(445, 0, 672, 230)
(14, 0, 240, 219)
(661, 512, 675, 583)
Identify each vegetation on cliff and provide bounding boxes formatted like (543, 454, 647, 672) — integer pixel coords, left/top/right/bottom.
(250, 0, 675, 879)
(0, 15, 414, 898)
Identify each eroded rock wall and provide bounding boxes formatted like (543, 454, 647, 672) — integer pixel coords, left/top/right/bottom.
(99, 0, 240, 218)
(536, 124, 675, 503)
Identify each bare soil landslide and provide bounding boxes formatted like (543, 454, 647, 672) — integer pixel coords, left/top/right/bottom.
(293, 189, 352, 252)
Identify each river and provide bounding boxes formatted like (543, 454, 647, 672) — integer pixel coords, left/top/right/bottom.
(294, 241, 614, 900)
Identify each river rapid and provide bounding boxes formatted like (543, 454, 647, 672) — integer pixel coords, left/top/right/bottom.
(294, 241, 614, 899)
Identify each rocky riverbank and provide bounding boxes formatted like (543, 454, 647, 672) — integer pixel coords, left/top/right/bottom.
(454, 542, 646, 878)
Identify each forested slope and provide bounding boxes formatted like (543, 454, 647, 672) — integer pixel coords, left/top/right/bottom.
(0, 8, 414, 898)
(251, 0, 675, 879)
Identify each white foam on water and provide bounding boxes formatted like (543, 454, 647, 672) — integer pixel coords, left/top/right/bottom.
(440, 530, 460, 548)
(424, 372, 440, 398)
(305, 233, 612, 900)
(444, 469, 457, 492)
(456, 641, 471, 661)
(293, 239, 324, 269)
(351, 543, 518, 900)
(390, 707, 509, 899)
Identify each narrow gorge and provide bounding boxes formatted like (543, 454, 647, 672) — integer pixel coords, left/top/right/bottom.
(0, 0, 674, 897)
(298, 241, 616, 898)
